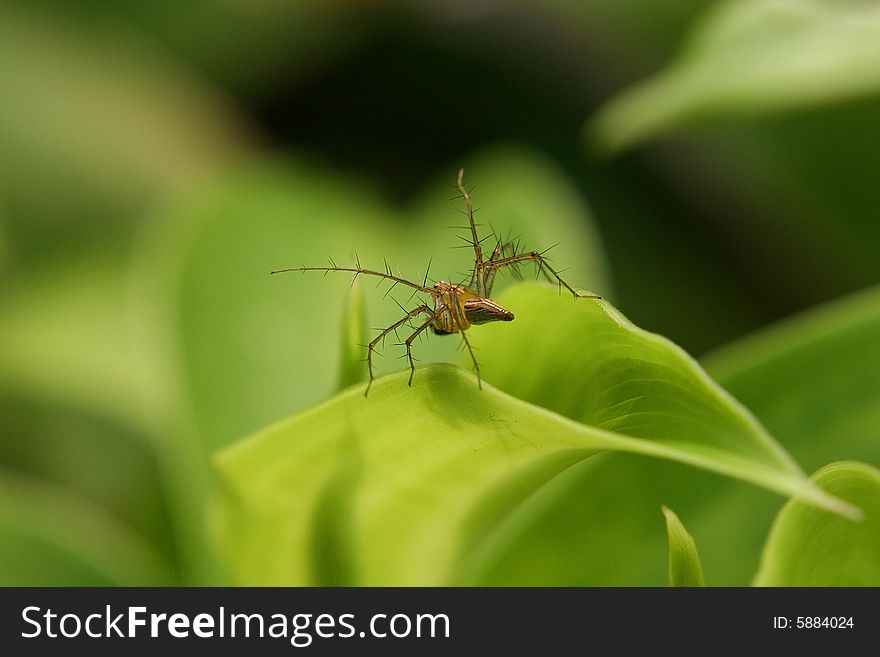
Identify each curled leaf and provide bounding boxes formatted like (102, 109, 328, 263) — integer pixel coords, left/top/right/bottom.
(755, 461, 879, 586)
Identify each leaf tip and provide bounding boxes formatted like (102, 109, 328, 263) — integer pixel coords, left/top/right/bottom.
(799, 484, 863, 522)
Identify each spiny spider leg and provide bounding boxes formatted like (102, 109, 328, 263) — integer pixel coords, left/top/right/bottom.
(448, 297, 481, 389)
(403, 306, 447, 386)
(270, 265, 433, 295)
(486, 251, 601, 299)
(484, 240, 527, 296)
(457, 168, 498, 298)
(366, 304, 434, 396)
(489, 241, 516, 262)
(456, 168, 483, 270)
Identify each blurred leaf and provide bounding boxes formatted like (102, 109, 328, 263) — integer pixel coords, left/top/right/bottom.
(0, 469, 172, 585)
(0, 210, 6, 274)
(214, 287, 847, 585)
(0, 253, 156, 430)
(680, 285, 880, 586)
(704, 284, 880, 471)
(592, 0, 880, 152)
(0, 248, 215, 584)
(0, 395, 177, 574)
(661, 505, 705, 586)
(755, 461, 880, 586)
(0, 4, 250, 235)
(537, 0, 714, 82)
(87, 0, 363, 97)
(142, 148, 607, 450)
(335, 279, 368, 392)
(0, 252, 178, 562)
(633, 122, 880, 312)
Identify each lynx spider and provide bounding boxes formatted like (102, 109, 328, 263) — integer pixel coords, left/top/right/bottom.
(272, 169, 601, 395)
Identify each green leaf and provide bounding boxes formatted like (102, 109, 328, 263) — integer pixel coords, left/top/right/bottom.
(0, 4, 249, 231)
(458, 452, 736, 586)
(467, 283, 851, 517)
(0, 469, 172, 585)
(87, 1, 363, 96)
(214, 366, 593, 585)
(703, 284, 880, 472)
(0, 394, 179, 576)
(674, 288, 880, 585)
(454, 283, 860, 586)
(335, 279, 368, 392)
(214, 287, 850, 585)
(661, 505, 705, 587)
(0, 251, 184, 565)
(591, 0, 880, 152)
(0, 247, 216, 584)
(0, 252, 156, 431)
(755, 462, 880, 586)
(0, 211, 6, 271)
(489, 282, 880, 587)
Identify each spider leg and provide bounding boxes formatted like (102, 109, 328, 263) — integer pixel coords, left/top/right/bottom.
(485, 251, 602, 299)
(271, 265, 433, 295)
(403, 306, 446, 386)
(447, 298, 481, 389)
(484, 240, 526, 293)
(457, 326, 480, 389)
(457, 169, 483, 270)
(365, 304, 434, 396)
(458, 168, 496, 296)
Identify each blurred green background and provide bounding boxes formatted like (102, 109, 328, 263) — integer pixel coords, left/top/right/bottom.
(1, 0, 879, 585)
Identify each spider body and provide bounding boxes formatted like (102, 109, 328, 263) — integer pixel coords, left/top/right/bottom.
(271, 169, 600, 395)
(430, 281, 515, 335)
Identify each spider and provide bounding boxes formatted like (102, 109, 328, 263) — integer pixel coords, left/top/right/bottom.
(272, 169, 601, 395)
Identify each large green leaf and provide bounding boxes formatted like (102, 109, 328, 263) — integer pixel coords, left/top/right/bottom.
(214, 286, 849, 585)
(455, 283, 865, 586)
(592, 0, 880, 152)
(465, 284, 880, 586)
(466, 283, 837, 507)
(755, 462, 880, 586)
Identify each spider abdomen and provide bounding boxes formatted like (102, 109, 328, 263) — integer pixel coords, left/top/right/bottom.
(429, 281, 514, 334)
(463, 298, 515, 325)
